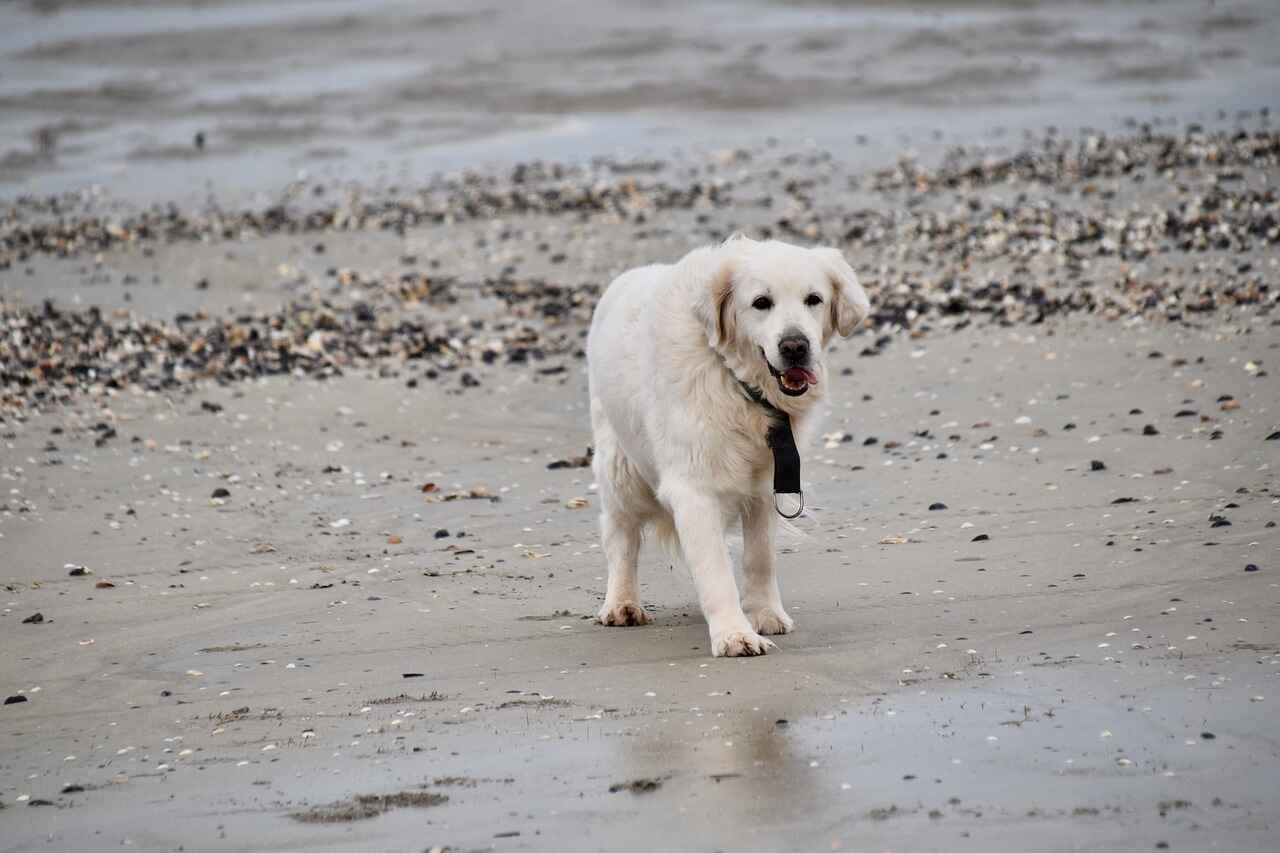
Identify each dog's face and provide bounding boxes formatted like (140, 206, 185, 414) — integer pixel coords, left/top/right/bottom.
(703, 239, 870, 405)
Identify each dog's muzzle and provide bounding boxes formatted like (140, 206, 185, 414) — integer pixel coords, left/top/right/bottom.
(764, 349, 818, 397)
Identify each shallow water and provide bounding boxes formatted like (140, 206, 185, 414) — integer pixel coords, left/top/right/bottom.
(2, 0, 1278, 201)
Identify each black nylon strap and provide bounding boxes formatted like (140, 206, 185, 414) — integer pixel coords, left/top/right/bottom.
(766, 419, 802, 495)
(738, 381, 803, 517)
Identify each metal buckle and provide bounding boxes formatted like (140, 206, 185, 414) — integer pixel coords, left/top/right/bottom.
(774, 491, 804, 519)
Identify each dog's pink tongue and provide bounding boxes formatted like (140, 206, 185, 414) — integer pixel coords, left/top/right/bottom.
(785, 367, 817, 385)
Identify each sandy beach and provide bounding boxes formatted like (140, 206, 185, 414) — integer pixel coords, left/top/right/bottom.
(3, 1, 1280, 851)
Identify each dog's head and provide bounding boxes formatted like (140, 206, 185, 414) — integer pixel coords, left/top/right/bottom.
(695, 237, 870, 408)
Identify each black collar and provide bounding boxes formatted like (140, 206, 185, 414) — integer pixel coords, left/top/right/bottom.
(738, 380, 804, 518)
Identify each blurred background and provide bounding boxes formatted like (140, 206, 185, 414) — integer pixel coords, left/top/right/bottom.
(2, 0, 1277, 203)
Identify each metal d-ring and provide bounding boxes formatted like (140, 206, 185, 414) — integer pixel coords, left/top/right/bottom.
(774, 491, 804, 519)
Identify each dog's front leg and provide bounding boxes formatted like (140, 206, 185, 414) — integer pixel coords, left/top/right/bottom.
(662, 481, 774, 657)
(741, 494, 794, 636)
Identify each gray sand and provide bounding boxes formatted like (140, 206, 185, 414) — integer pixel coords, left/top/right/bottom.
(2, 246, 1278, 850)
(2, 1, 1280, 850)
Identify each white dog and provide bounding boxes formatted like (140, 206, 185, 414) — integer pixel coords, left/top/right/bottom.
(587, 236, 870, 657)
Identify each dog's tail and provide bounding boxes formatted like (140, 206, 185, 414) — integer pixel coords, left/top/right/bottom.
(650, 515, 682, 567)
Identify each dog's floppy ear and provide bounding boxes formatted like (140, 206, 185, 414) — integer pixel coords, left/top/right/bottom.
(812, 247, 870, 339)
(690, 250, 737, 349)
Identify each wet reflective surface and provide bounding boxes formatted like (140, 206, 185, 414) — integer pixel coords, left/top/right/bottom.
(3, 0, 1279, 202)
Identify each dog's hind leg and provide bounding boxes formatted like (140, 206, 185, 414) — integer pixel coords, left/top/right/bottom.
(741, 493, 794, 635)
(597, 505, 649, 626)
(592, 409, 651, 627)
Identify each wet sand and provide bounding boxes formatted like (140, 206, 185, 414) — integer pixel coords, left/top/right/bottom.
(2, 320, 1278, 852)
(2, 120, 1279, 850)
(2, 1, 1280, 849)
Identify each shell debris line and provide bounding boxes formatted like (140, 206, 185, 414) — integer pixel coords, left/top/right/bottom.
(3, 126, 1278, 412)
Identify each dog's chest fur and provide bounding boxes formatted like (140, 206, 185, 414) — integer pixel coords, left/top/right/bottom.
(676, 365, 814, 498)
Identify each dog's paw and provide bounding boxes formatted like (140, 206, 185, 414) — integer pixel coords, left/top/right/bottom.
(746, 605, 794, 636)
(597, 601, 651, 627)
(711, 629, 775, 657)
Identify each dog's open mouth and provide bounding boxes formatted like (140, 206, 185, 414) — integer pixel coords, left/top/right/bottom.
(766, 356, 818, 397)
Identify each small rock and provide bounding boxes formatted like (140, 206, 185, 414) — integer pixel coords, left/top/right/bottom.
(547, 448, 593, 470)
(609, 778, 662, 794)
(1090, 460, 1106, 471)
(928, 502, 947, 511)
(211, 487, 231, 499)
(22, 613, 44, 624)
(1244, 564, 1259, 573)
(4, 695, 28, 705)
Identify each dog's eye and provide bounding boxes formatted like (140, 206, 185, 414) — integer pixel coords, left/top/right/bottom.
(805, 293, 823, 307)
(751, 296, 773, 311)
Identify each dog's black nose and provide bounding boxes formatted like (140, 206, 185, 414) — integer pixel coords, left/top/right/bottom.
(778, 334, 809, 364)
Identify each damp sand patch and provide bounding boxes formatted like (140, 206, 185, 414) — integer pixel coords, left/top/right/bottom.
(290, 790, 447, 823)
